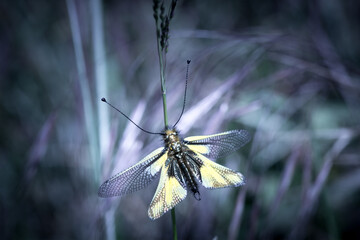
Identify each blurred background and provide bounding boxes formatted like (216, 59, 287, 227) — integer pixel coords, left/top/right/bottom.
(1, 0, 360, 239)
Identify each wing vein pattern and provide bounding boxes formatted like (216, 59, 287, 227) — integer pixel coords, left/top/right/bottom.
(98, 147, 167, 198)
(148, 164, 187, 219)
(184, 129, 251, 160)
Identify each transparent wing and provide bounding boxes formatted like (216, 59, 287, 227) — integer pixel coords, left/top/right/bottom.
(194, 152, 245, 189)
(148, 164, 187, 220)
(184, 130, 251, 160)
(98, 147, 167, 198)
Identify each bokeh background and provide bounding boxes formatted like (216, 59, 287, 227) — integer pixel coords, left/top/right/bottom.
(1, 0, 360, 239)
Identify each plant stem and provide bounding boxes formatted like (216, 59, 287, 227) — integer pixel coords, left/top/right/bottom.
(155, 15, 176, 240)
(154, 1, 177, 238)
(171, 208, 178, 240)
(157, 38, 177, 240)
(91, 0, 110, 171)
(89, 1, 115, 240)
(66, 0, 100, 184)
(156, 38, 169, 127)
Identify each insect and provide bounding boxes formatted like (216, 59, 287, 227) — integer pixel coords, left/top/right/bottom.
(98, 61, 251, 219)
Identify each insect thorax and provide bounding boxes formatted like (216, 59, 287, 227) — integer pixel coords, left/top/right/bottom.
(163, 128, 202, 200)
(163, 128, 182, 153)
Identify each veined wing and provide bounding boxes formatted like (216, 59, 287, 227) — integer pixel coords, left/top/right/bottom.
(184, 130, 251, 160)
(193, 152, 245, 189)
(148, 162, 187, 220)
(98, 147, 167, 198)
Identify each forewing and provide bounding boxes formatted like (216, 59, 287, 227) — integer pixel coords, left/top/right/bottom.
(195, 152, 245, 188)
(148, 164, 187, 220)
(184, 130, 251, 160)
(98, 147, 167, 198)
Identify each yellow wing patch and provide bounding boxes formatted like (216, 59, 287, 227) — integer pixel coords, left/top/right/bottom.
(147, 148, 167, 175)
(196, 153, 244, 189)
(148, 165, 187, 220)
(184, 132, 230, 142)
(185, 144, 209, 155)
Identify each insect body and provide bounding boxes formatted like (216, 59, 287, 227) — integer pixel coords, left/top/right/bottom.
(98, 127, 250, 219)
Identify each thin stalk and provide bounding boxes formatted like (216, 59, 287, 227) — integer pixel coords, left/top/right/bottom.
(171, 208, 178, 240)
(105, 208, 116, 240)
(66, 0, 99, 184)
(154, 1, 177, 238)
(156, 35, 168, 127)
(156, 32, 177, 240)
(90, 1, 113, 240)
(91, 0, 110, 170)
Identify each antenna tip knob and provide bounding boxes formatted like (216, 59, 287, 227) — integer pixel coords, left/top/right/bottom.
(187, 60, 191, 64)
(101, 97, 106, 102)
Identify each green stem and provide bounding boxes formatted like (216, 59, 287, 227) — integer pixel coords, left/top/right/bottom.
(155, 13, 176, 240)
(161, 91, 168, 127)
(171, 208, 178, 240)
(158, 43, 177, 240)
(156, 38, 169, 127)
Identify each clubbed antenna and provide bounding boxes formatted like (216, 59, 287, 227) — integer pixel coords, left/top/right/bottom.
(101, 98, 163, 135)
(173, 60, 191, 128)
